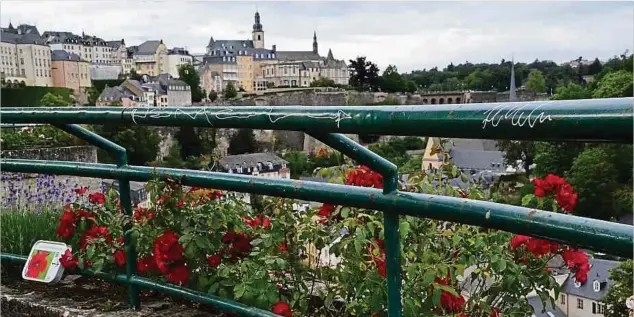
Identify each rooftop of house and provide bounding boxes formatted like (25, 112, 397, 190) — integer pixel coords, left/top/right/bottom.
(560, 258, 620, 301)
(98, 85, 139, 101)
(219, 152, 288, 170)
(2, 24, 40, 36)
(168, 47, 190, 55)
(106, 39, 125, 49)
(51, 50, 85, 62)
(276, 50, 321, 62)
(135, 40, 163, 55)
(527, 295, 566, 317)
(449, 149, 507, 172)
(0, 31, 47, 45)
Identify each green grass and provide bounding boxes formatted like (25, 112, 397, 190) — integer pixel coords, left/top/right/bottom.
(1, 209, 61, 255)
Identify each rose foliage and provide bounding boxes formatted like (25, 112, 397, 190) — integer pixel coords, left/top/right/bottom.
(55, 150, 589, 317)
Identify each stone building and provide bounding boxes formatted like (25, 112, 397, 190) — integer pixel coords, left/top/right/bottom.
(200, 11, 348, 93)
(50, 50, 91, 91)
(43, 30, 118, 65)
(127, 40, 168, 76)
(0, 23, 53, 87)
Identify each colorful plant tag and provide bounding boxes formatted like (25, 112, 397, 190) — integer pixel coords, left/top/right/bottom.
(22, 240, 70, 284)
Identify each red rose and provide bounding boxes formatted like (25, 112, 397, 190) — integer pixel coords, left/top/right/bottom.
(376, 260, 387, 278)
(74, 186, 88, 195)
(56, 213, 76, 240)
(207, 190, 223, 200)
(137, 256, 157, 274)
(279, 242, 288, 253)
(75, 209, 96, 223)
(556, 183, 578, 212)
(88, 192, 105, 205)
(167, 264, 189, 285)
(271, 301, 293, 317)
(176, 200, 185, 208)
(510, 235, 531, 249)
(153, 230, 184, 274)
(489, 307, 500, 317)
(318, 204, 336, 223)
(117, 236, 125, 245)
(83, 259, 92, 269)
(113, 249, 126, 267)
(222, 231, 237, 244)
(562, 249, 590, 283)
(208, 253, 223, 268)
(262, 217, 271, 229)
(545, 174, 566, 187)
(26, 251, 49, 278)
(525, 238, 553, 258)
(60, 249, 78, 270)
(79, 226, 112, 250)
(440, 291, 465, 313)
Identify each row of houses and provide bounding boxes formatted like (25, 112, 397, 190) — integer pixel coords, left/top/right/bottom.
(0, 23, 193, 90)
(96, 74, 191, 107)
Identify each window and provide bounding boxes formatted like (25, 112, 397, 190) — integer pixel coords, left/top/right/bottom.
(21, 69, 25, 76)
(560, 294, 566, 304)
(577, 298, 584, 309)
(20, 58, 24, 65)
(597, 303, 605, 314)
(593, 280, 600, 292)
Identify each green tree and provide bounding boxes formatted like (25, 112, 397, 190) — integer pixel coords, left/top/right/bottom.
(587, 58, 603, 75)
(551, 83, 592, 100)
(94, 124, 161, 165)
(496, 140, 535, 176)
(310, 76, 335, 87)
(526, 69, 546, 93)
(228, 129, 258, 155)
(532, 142, 584, 177)
(348, 56, 380, 91)
(568, 147, 619, 220)
(601, 260, 633, 317)
(592, 70, 634, 98)
(178, 64, 204, 102)
(379, 64, 406, 93)
(224, 82, 238, 99)
(86, 87, 100, 106)
(128, 69, 142, 81)
(39, 93, 71, 107)
(208, 90, 218, 102)
(176, 126, 216, 161)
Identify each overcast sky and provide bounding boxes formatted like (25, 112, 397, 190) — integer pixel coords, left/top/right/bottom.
(1, 1, 632, 72)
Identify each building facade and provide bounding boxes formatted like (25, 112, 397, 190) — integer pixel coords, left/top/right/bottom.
(556, 259, 617, 317)
(1, 23, 53, 87)
(51, 50, 91, 91)
(43, 31, 119, 65)
(127, 40, 168, 76)
(200, 12, 347, 93)
(167, 47, 193, 78)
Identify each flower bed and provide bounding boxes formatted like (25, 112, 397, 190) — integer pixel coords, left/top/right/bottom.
(48, 159, 588, 317)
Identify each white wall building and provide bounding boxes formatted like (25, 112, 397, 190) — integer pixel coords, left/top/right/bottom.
(1, 24, 53, 87)
(167, 47, 193, 78)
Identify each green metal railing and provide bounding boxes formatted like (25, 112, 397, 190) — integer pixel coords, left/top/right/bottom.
(1, 97, 632, 317)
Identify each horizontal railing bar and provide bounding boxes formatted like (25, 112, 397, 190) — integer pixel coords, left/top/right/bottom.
(2, 159, 631, 258)
(1, 98, 632, 142)
(0, 254, 278, 317)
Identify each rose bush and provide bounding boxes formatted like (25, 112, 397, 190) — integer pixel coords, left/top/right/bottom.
(54, 144, 589, 317)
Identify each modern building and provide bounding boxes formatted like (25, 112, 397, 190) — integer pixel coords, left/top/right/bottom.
(1, 23, 52, 87)
(219, 152, 290, 179)
(167, 47, 193, 78)
(200, 11, 347, 93)
(127, 40, 168, 76)
(50, 50, 91, 91)
(556, 259, 618, 317)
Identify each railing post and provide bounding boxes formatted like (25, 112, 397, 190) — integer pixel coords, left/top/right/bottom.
(308, 133, 402, 317)
(55, 124, 140, 309)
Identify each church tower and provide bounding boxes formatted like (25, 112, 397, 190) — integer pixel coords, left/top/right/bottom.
(312, 31, 318, 54)
(252, 11, 264, 49)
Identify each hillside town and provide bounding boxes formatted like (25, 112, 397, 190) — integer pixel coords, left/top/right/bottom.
(0, 3, 633, 317)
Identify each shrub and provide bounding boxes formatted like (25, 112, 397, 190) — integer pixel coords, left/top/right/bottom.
(0, 209, 60, 256)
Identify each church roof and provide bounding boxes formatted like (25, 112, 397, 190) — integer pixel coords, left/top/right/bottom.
(276, 50, 321, 62)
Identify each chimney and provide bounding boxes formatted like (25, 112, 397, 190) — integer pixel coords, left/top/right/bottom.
(272, 45, 276, 52)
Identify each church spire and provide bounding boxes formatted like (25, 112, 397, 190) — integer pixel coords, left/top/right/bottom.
(253, 11, 263, 32)
(312, 31, 318, 54)
(509, 55, 517, 102)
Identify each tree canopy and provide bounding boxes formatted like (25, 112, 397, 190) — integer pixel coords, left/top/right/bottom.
(224, 82, 238, 99)
(178, 64, 204, 102)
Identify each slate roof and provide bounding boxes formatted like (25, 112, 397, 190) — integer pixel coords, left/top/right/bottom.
(1, 31, 47, 45)
(219, 152, 288, 170)
(560, 258, 620, 301)
(207, 39, 254, 56)
(136, 40, 162, 55)
(98, 85, 138, 101)
(443, 138, 499, 151)
(450, 149, 506, 172)
(51, 50, 84, 62)
(276, 50, 321, 62)
(168, 47, 190, 55)
(17, 24, 40, 36)
(106, 40, 125, 49)
(527, 295, 566, 317)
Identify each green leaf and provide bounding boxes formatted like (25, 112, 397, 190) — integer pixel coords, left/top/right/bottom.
(354, 239, 362, 255)
(432, 288, 441, 307)
(194, 236, 210, 250)
(435, 284, 460, 297)
(220, 279, 235, 287)
(399, 222, 410, 240)
(234, 283, 246, 299)
(521, 194, 535, 206)
(86, 245, 95, 258)
(422, 270, 436, 287)
(494, 258, 507, 271)
(451, 165, 458, 177)
(340, 208, 350, 218)
(208, 282, 220, 294)
(93, 258, 105, 272)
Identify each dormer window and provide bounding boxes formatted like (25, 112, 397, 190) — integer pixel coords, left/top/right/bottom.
(593, 280, 600, 292)
(574, 280, 582, 288)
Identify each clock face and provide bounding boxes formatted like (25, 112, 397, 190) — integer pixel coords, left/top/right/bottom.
(627, 295, 634, 309)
